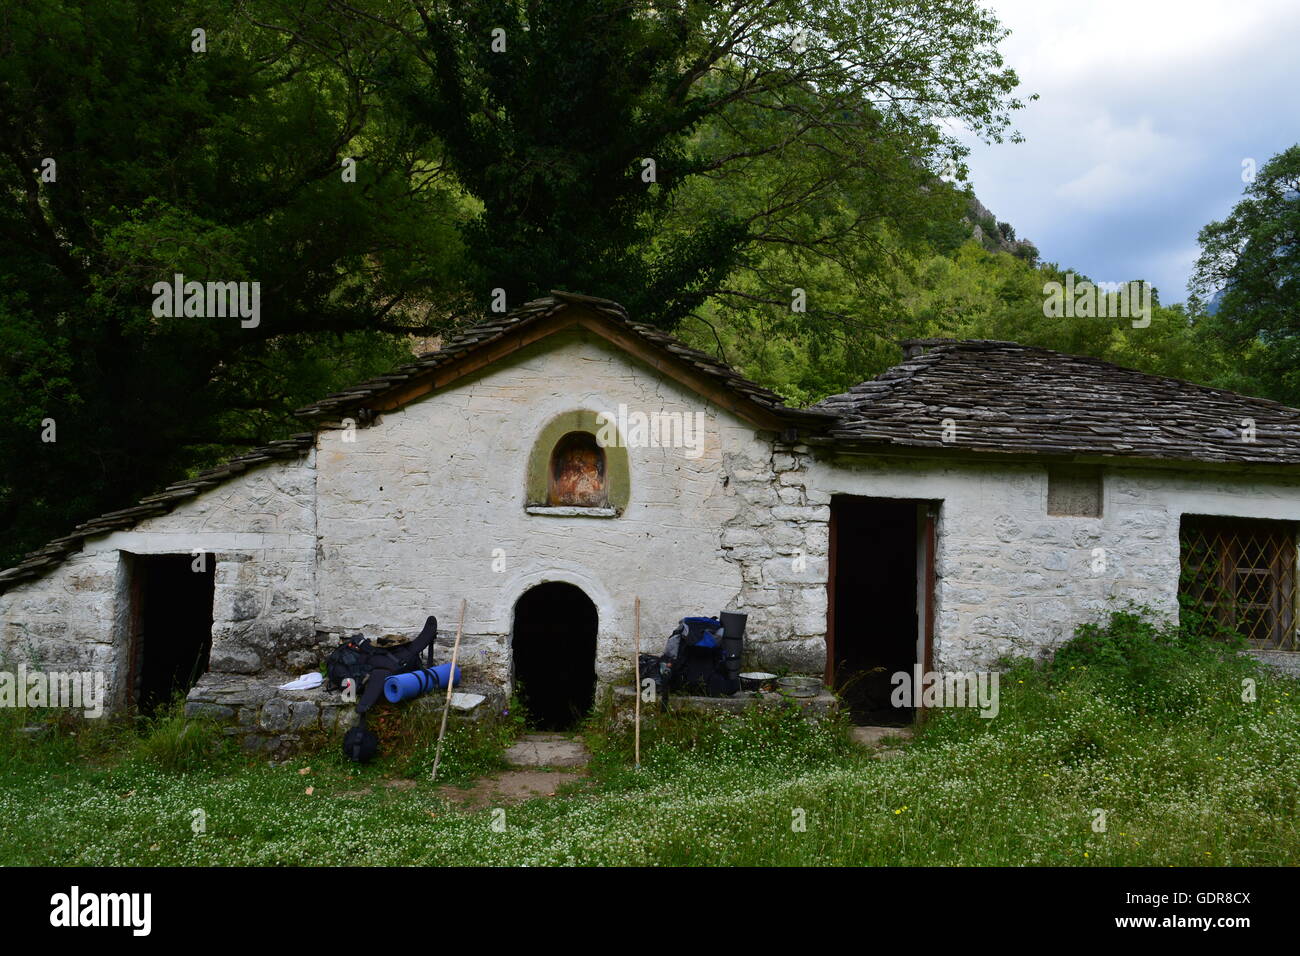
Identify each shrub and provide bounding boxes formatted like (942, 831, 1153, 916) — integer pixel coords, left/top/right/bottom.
(1051, 605, 1257, 721)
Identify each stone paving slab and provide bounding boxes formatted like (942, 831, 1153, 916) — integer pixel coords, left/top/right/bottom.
(611, 684, 838, 718)
(503, 734, 590, 768)
(850, 725, 915, 748)
(439, 770, 586, 809)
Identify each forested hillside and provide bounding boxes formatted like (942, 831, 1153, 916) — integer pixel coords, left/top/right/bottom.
(1, 0, 1294, 566)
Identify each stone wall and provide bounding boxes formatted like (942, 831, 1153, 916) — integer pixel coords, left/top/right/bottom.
(0, 330, 823, 718)
(1249, 649, 1300, 677)
(808, 453, 1300, 671)
(719, 441, 830, 674)
(6, 326, 1300, 719)
(184, 673, 506, 757)
(0, 550, 122, 696)
(0, 453, 318, 710)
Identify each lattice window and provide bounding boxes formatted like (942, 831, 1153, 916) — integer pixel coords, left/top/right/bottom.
(1179, 516, 1298, 650)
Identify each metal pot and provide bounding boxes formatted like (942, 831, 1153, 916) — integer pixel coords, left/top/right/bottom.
(739, 671, 777, 692)
(777, 676, 821, 698)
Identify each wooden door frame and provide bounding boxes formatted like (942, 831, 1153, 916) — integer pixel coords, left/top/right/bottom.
(917, 503, 938, 721)
(824, 499, 839, 685)
(125, 553, 145, 710)
(825, 496, 939, 689)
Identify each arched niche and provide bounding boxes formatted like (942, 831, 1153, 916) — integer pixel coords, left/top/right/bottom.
(525, 410, 630, 514)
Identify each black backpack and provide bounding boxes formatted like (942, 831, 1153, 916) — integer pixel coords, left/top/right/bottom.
(657, 616, 743, 698)
(324, 629, 438, 693)
(324, 637, 378, 692)
(342, 720, 379, 763)
(329, 616, 441, 764)
(638, 653, 668, 711)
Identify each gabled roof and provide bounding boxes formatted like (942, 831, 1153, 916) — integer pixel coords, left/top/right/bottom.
(0, 293, 828, 591)
(293, 291, 833, 430)
(7, 307, 1300, 594)
(815, 339, 1300, 464)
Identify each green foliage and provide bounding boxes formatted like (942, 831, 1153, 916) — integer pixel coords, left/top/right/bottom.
(1051, 606, 1251, 721)
(0, 0, 465, 566)
(358, 0, 1028, 328)
(1192, 144, 1300, 407)
(130, 705, 231, 774)
(0, 705, 126, 777)
(0, 695, 230, 777)
(690, 238, 1237, 405)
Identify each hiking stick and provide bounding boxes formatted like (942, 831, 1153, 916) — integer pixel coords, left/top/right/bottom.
(430, 599, 466, 783)
(634, 596, 641, 770)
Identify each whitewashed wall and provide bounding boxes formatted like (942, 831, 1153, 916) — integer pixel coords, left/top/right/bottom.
(6, 324, 1300, 716)
(312, 327, 796, 685)
(808, 454, 1300, 670)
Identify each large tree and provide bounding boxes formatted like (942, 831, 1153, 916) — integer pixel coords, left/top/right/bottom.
(1191, 144, 1300, 406)
(294, 0, 1029, 328)
(0, 0, 464, 565)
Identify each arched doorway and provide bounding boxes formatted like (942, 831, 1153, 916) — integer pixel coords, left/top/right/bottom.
(511, 582, 598, 730)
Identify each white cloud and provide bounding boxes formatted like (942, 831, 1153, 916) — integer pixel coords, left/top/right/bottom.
(1052, 116, 1189, 206)
(959, 0, 1300, 300)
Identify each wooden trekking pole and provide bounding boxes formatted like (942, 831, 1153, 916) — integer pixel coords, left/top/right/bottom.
(430, 599, 466, 783)
(634, 596, 641, 769)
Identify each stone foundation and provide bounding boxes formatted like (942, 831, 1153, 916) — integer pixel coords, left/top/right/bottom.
(610, 684, 838, 721)
(1248, 649, 1300, 678)
(184, 672, 506, 757)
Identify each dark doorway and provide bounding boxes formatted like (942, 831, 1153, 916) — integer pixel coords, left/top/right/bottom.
(511, 582, 598, 730)
(129, 554, 215, 715)
(828, 497, 930, 726)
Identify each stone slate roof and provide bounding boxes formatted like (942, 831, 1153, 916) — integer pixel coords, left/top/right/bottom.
(0, 434, 316, 590)
(293, 291, 832, 426)
(7, 310, 1300, 593)
(815, 339, 1300, 464)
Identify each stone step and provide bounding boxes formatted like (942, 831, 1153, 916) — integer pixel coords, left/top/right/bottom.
(850, 725, 915, 748)
(183, 673, 505, 758)
(503, 733, 590, 768)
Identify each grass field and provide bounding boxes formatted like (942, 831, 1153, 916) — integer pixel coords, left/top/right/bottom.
(2, 609, 1297, 866)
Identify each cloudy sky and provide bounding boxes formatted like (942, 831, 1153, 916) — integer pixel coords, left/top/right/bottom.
(959, 0, 1300, 304)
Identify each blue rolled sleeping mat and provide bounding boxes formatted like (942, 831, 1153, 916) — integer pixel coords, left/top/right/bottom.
(383, 662, 462, 703)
